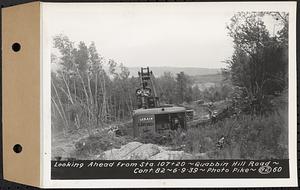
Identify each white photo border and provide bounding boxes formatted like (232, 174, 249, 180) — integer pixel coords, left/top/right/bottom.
(41, 2, 298, 188)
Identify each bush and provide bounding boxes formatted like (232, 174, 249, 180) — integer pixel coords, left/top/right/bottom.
(136, 131, 171, 145)
(182, 108, 288, 159)
(71, 131, 129, 160)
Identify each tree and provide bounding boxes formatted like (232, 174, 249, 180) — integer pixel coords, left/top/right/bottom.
(226, 12, 288, 114)
(75, 42, 89, 73)
(191, 85, 201, 101)
(155, 72, 177, 104)
(176, 72, 192, 103)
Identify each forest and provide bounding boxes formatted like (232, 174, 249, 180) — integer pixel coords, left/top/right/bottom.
(52, 12, 289, 160)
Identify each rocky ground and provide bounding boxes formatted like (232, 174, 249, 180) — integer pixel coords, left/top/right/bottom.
(98, 141, 209, 160)
(53, 138, 209, 161)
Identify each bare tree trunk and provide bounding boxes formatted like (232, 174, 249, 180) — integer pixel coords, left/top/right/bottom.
(52, 81, 69, 129)
(87, 73, 97, 127)
(95, 71, 98, 125)
(74, 79, 76, 101)
(87, 73, 94, 106)
(61, 73, 82, 129)
(62, 73, 74, 104)
(77, 68, 93, 135)
(129, 91, 133, 114)
(51, 97, 68, 137)
(101, 74, 107, 123)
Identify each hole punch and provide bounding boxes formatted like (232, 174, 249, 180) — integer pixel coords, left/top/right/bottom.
(12, 43, 21, 52)
(13, 144, 22, 153)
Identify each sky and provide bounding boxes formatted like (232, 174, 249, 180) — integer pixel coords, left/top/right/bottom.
(43, 2, 280, 69)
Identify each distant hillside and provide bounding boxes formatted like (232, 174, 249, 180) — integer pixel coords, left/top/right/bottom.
(126, 67, 221, 77)
(191, 73, 224, 91)
(191, 73, 224, 84)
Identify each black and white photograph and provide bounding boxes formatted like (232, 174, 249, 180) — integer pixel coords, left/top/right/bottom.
(0, 1, 298, 189)
(40, 2, 297, 187)
(50, 4, 289, 161)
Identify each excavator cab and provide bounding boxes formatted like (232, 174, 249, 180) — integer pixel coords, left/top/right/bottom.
(132, 106, 188, 137)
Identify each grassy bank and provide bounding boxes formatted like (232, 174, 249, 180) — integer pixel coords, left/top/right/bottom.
(174, 108, 288, 159)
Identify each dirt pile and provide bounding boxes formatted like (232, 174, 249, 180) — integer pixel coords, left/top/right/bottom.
(99, 141, 196, 160)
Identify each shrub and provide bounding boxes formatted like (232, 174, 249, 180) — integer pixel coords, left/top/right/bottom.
(136, 131, 171, 145)
(71, 131, 129, 160)
(182, 108, 288, 159)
